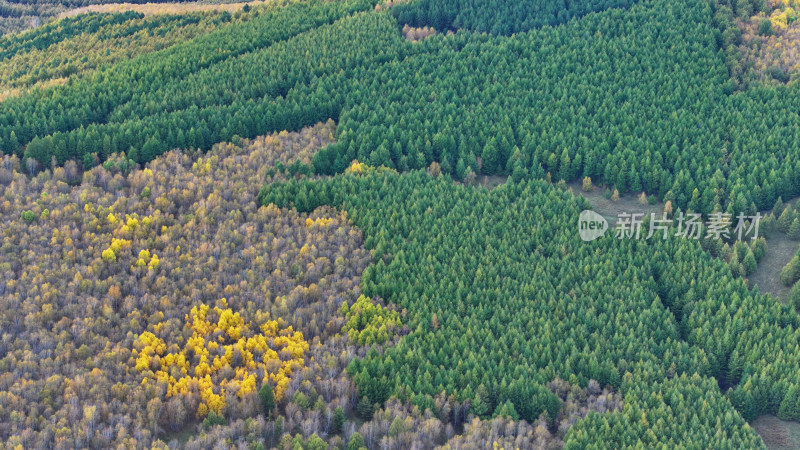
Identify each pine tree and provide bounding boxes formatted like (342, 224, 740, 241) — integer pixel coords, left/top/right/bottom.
(743, 251, 757, 276)
(778, 385, 800, 421)
(370, 144, 392, 168)
(506, 147, 523, 173)
(347, 432, 366, 450)
(688, 188, 701, 212)
(471, 384, 489, 418)
(530, 156, 545, 179)
(8, 131, 20, 155)
(582, 176, 593, 192)
(780, 256, 800, 287)
(259, 384, 275, 418)
(388, 416, 406, 436)
(356, 395, 374, 420)
(558, 148, 572, 181)
(455, 158, 467, 181)
(464, 167, 477, 186)
(751, 237, 767, 262)
(773, 197, 785, 217)
(102, 135, 113, 158)
(790, 282, 800, 311)
(511, 159, 528, 181)
(788, 218, 800, 240)
(778, 207, 793, 232)
(493, 400, 520, 420)
(203, 411, 226, 428)
(481, 138, 499, 174)
(332, 406, 345, 434)
(83, 152, 97, 169)
(629, 170, 642, 193)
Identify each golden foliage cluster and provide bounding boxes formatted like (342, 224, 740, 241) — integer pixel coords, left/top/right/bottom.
(344, 159, 397, 176)
(135, 301, 308, 417)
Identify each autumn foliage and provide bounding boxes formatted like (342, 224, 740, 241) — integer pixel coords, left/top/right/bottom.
(0, 121, 373, 448)
(135, 301, 308, 418)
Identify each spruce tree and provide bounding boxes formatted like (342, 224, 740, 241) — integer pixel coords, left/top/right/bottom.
(480, 138, 499, 174)
(789, 218, 800, 240)
(493, 400, 520, 420)
(773, 197, 785, 217)
(332, 406, 345, 434)
(778, 385, 800, 421)
(790, 282, 800, 311)
(778, 207, 793, 232)
(259, 384, 275, 418)
(780, 256, 800, 287)
(742, 251, 757, 276)
(356, 395, 374, 420)
(346, 432, 366, 450)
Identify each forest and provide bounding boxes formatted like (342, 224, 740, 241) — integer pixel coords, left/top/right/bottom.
(0, 10, 240, 96)
(0, 0, 247, 34)
(1, 122, 375, 448)
(3, 0, 800, 447)
(259, 161, 800, 446)
(1, 0, 800, 218)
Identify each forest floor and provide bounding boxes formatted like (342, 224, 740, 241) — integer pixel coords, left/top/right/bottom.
(161, 423, 198, 446)
(59, 0, 263, 18)
(565, 180, 662, 222)
(744, 196, 800, 303)
(748, 225, 799, 301)
(751, 415, 800, 449)
(481, 174, 509, 190)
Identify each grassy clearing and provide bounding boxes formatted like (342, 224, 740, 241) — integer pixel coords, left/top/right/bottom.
(567, 180, 800, 302)
(752, 415, 800, 449)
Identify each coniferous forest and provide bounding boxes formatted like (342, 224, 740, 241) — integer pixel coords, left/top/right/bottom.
(4, 0, 800, 447)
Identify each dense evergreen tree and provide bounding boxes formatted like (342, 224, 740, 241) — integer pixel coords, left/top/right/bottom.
(2, 0, 800, 216)
(391, 0, 640, 35)
(260, 165, 786, 447)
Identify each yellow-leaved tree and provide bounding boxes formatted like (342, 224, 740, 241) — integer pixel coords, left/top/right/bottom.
(134, 301, 308, 418)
